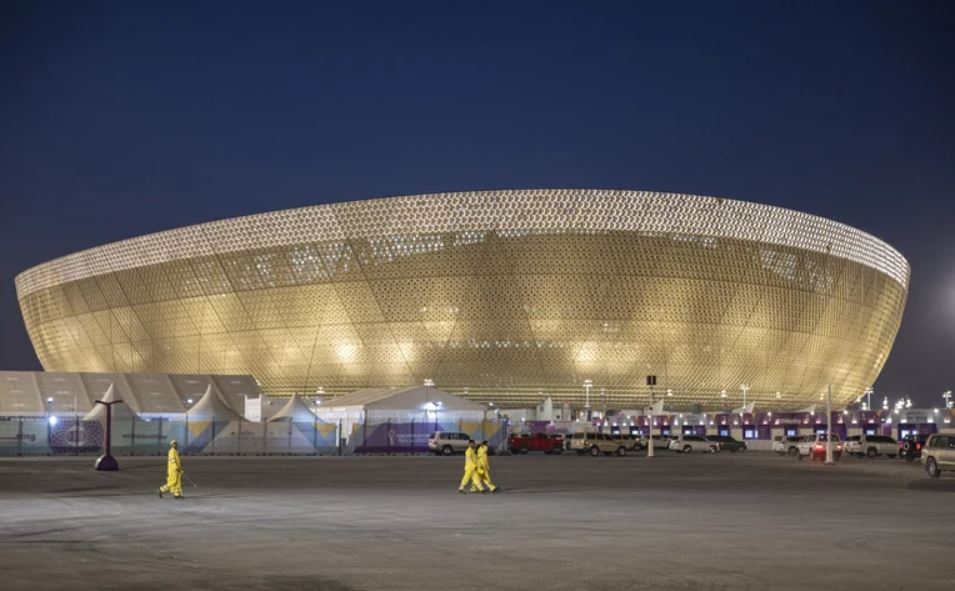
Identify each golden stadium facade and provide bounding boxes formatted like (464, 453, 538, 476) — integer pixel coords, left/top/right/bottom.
(15, 190, 908, 409)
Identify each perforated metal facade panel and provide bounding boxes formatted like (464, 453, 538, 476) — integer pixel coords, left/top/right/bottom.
(15, 190, 908, 409)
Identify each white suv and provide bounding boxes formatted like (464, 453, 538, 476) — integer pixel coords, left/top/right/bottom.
(844, 435, 898, 458)
(796, 433, 843, 461)
(569, 432, 630, 456)
(772, 435, 802, 455)
(428, 431, 472, 455)
(922, 433, 955, 478)
(667, 434, 718, 454)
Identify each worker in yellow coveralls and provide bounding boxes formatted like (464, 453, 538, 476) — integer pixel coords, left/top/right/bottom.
(458, 439, 485, 494)
(158, 439, 184, 499)
(477, 440, 500, 493)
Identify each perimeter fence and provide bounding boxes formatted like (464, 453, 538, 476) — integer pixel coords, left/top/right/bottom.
(0, 415, 506, 457)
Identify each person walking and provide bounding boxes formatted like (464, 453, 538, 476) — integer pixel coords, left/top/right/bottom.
(477, 440, 500, 493)
(458, 439, 485, 494)
(158, 439, 184, 499)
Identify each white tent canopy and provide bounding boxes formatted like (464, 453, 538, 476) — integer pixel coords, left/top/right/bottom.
(83, 383, 138, 422)
(323, 386, 485, 414)
(268, 393, 317, 422)
(314, 386, 490, 452)
(187, 385, 243, 422)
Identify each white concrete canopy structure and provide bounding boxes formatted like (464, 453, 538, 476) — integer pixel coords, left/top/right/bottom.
(0, 371, 261, 416)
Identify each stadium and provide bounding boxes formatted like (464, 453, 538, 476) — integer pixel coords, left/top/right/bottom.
(15, 189, 908, 410)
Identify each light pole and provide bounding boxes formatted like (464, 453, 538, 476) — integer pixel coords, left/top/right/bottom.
(646, 375, 656, 458)
(825, 384, 834, 464)
(583, 379, 592, 420)
(864, 387, 873, 412)
(944, 391, 953, 409)
(73, 390, 79, 453)
(740, 384, 749, 414)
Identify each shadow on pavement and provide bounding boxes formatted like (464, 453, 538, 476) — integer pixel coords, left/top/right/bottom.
(905, 478, 955, 492)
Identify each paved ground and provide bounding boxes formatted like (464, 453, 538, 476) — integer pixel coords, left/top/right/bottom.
(1, 452, 953, 591)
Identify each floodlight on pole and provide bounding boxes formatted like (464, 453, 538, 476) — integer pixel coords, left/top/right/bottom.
(825, 384, 834, 465)
(583, 379, 593, 422)
(645, 375, 657, 458)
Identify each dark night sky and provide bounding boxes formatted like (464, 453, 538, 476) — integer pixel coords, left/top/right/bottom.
(1, 1, 953, 406)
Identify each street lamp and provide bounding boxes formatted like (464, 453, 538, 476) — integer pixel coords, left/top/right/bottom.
(824, 385, 834, 464)
(740, 384, 749, 413)
(943, 391, 952, 409)
(583, 379, 592, 420)
(864, 387, 873, 412)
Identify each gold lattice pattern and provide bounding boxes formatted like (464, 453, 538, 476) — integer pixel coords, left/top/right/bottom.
(15, 190, 908, 409)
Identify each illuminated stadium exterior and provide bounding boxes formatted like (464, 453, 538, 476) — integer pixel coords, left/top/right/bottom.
(15, 190, 908, 409)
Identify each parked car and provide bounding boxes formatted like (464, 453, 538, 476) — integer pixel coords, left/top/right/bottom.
(628, 435, 648, 451)
(651, 435, 675, 451)
(610, 433, 645, 451)
(667, 434, 718, 454)
(508, 432, 565, 455)
(772, 435, 802, 455)
(427, 431, 472, 456)
(844, 434, 898, 458)
(898, 434, 928, 462)
(568, 432, 630, 456)
(707, 434, 747, 453)
(796, 433, 843, 461)
(921, 433, 955, 478)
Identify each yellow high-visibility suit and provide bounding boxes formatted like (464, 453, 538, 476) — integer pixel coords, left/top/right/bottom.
(159, 443, 183, 498)
(458, 446, 484, 492)
(477, 444, 498, 492)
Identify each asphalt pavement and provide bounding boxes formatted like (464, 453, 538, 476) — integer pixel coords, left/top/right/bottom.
(1, 452, 953, 590)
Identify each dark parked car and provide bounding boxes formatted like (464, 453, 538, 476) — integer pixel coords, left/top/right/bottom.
(707, 434, 747, 453)
(898, 435, 928, 462)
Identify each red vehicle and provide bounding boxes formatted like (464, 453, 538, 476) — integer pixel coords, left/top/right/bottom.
(508, 432, 565, 455)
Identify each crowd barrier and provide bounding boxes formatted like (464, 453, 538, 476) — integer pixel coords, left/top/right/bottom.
(0, 415, 506, 457)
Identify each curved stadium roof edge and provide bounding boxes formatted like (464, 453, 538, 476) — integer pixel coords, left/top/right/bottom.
(16, 188, 909, 298)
